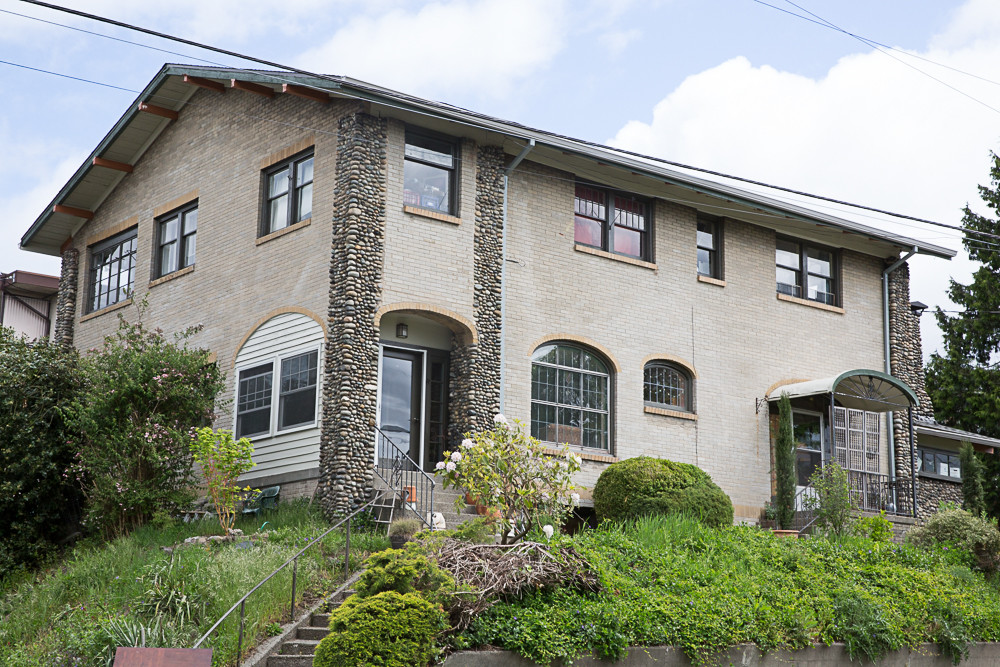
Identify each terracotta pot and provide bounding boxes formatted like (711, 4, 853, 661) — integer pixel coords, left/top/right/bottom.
(465, 492, 477, 505)
(771, 529, 799, 539)
(475, 503, 488, 515)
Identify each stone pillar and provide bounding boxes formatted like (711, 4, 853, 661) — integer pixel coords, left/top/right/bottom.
(53, 247, 79, 348)
(319, 111, 387, 518)
(886, 261, 947, 520)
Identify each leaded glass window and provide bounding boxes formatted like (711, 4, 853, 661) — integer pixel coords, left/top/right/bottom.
(88, 228, 137, 313)
(531, 343, 610, 451)
(574, 183, 650, 261)
(643, 362, 691, 412)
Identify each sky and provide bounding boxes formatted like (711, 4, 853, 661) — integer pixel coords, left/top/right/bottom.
(2, 0, 1000, 358)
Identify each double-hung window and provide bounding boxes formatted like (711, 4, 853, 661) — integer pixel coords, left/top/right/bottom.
(775, 237, 838, 306)
(697, 215, 722, 279)
(262, 150, 314, 235)
(574, 183, 649, 261)
(404, 130, 458, 215)
(156, 202, 197, 277)
(236, 349, 319, 439)
(88, 228, 137, 313)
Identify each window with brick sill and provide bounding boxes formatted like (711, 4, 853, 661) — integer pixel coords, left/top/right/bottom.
(697, 214, 722, 279)
(776, 236, 839, 306)
(530, 343, 612, 452)
(261, 150, 313, 236)
(88, 228, 137, 313)
(574, 183, 650, 262)
(155, 201, 197, 278)
(404, 129, 458, 215)
(644, 362, 693, 413)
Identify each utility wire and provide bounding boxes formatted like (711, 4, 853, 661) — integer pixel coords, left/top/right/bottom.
(13, 0, 1000, 245)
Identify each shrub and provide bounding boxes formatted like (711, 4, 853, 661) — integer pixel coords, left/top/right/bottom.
(388, 518, 422, 539)
(435, 415, 580, 544)
(0, 328, 83, 574)
(189, 427, 256, 535)
(829, 590, 897, 663)
(592, 456, 733, 528)
(852, 512, 893, 543)
(355, 545, 455, 607)
(774, 392, 796, 530)
(312, 591, 446, 667)
(804, 462, 855, 535)
(71, 310, 226, 538)
(960, 441, 986, 516)
(908, 508, 1000, 572)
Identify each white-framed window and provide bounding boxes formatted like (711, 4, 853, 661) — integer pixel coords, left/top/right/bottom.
(530, 343, 611, 452)
(262, 150, 314, 235)
(156, 201, 197, 277)
(404, 128, 458, 214)
(235, 347, 319, 439)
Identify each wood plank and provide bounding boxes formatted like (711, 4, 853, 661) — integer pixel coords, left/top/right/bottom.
(137, 103, 179, 120)
(231, 79, 275, 98)
(92, 157, 133, 173)
(183, 74, 225, 93)
(53, 204, 93, 220)
(282, 83, 329, 104)
(113, 647, 212, 666)
(60, 236, 73, 254)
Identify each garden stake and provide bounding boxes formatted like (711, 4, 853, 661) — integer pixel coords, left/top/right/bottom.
(237, 599, 245, 659)
(345, 519, 351, 578)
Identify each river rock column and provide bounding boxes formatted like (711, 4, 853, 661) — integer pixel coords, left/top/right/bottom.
(53, 247, 79, 347)
(319, 111, 387, 518)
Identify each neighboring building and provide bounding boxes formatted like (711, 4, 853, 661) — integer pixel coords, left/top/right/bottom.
(20, 64, 983, 526)
(0, 270, 59, 340)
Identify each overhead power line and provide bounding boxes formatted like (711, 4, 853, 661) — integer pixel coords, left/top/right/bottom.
(14, 0, 1000, 245)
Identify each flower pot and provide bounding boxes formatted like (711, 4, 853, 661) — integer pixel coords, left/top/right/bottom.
(475, 503, 488, 515)
(465, 492, 477, 505)
(389, 535, 409, 549)
(771, 529, 799, 539)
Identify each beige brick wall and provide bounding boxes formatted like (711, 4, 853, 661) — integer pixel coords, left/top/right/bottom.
(502, 161, 886, 522)
(70, 89, 357, 433)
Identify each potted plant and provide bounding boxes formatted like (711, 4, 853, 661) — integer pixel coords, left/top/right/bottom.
(388, 517, 422, 549)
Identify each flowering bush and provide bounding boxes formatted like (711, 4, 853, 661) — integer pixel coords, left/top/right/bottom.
(71, 308, 225, 538)
(189, 427, 255, 535)
(435, 415, 581, 544)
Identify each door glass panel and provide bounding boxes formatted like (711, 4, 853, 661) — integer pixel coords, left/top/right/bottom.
(379, 355, 413, 459)
(794, 412, 823, 486)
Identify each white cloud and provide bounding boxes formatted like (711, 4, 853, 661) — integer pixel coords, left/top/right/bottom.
(608, 5, 1000, 356)
(598, 28, 641, 56)
(295, 0, 569, 98)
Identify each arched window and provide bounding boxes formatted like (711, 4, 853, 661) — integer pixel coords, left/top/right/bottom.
(644, 362, 692, 412)
(531, 343, 611, 451)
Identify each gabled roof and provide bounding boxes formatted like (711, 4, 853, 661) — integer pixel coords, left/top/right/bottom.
(21, 64, 957, 261)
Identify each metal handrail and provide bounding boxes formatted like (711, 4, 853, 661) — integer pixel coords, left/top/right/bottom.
(192, 495, 381, 659)
(373, 425, 436, 529)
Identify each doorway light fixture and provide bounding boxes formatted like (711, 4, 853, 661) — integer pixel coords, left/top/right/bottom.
(396, 322, 409, 339)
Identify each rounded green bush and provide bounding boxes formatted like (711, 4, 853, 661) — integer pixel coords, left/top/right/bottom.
(908, 508, 1000, 571)
(593, 456, 733, 527)
(313, 591, 446, 667)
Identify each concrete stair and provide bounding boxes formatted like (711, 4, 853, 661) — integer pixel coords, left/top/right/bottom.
(264, 598, 347, 666)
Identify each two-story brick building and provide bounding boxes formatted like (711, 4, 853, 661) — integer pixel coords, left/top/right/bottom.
(22, 64, 986, 526)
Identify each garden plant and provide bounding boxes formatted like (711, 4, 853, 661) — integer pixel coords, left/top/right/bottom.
(189, 427, 257, 535)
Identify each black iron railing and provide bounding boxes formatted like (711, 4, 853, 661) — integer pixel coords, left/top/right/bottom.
(191, 496, 380, 660)
(373, 425, 436, 529)
(848, 470, 914, 516)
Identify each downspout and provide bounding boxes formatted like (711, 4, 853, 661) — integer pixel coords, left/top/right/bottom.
(882, 247, 916, 491)
(499, 139, 535, 414)
(0, 273, 8, 328)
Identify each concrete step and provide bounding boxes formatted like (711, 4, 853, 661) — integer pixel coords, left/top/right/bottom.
(296, 625, 330, 641)
(312, 612, 331, 626)
(266, 655, 313, 667)
(280, 638, 321, 655)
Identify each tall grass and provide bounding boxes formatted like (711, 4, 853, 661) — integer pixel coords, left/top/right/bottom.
(0, 500, 388, 666)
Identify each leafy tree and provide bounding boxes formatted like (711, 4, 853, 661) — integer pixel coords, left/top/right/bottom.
(959, 441, 986, 516)
(189, 427, 255, 535)
(0, 328, 83, 574)
(926, 152, 1000, 519)
(774, 392, 797, 529)
(71, 309, 226, 538)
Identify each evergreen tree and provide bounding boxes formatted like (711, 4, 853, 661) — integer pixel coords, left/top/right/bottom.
(959, 441, 986, 516)
(775, 392, 797, 530)
(926, 152, 1000, 519)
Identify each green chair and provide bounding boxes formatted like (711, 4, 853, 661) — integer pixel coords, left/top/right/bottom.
(242, 485, 280, 516)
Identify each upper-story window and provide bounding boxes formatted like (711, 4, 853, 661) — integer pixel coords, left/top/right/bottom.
(531, 343, 611, 452)
(775, 237, 838, 306)
(644, 361, 692, 412)
(262, 150, 313, 236)
(404, 130, 457, 215)
(697, 215, 722, 279)
(88, 227, 137, 313)
(156, 202, 197, 278)
(574, 183, 649, 261)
